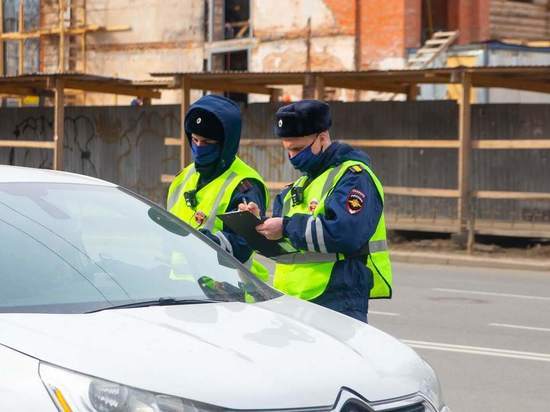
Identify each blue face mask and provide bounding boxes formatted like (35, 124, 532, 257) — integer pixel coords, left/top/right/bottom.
(289, 136, 322, 173)
(191, 142, 221, 165)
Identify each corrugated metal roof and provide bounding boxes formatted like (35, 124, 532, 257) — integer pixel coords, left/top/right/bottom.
(150, 66, 550, 94)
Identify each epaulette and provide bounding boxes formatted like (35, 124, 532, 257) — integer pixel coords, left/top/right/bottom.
(348, 164, 364, 174)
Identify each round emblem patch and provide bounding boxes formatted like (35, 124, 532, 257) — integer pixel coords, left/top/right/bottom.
(278, 119, 283, 127)
(346, 189, 366, 214)
(196, 117, 202, 124)
(308, 199, 319, 213)
(194, 211, 206, 226)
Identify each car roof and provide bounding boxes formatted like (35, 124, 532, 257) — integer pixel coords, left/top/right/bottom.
(0, 165, 115, 186)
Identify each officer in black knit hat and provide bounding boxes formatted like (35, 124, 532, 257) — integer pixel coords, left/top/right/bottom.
(167, 94, 270, 282)
(243, 99, 393, 322)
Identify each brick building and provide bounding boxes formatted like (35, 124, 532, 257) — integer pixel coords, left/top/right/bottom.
(1, 0, 550, 104)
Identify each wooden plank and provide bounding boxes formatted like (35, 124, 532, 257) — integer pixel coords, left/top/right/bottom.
(323, 80, 408, 93)
(0, 140, 56, 149)
(53, 78, 65, 170)
(161, 174, 176, 183)
(490, 15, 548, 29)
(406, 84, 418, 101)
(474, 191, 550, 200)
(0, 25, 130, 40)
(82, 0, 87, 73)
(385, 186, 460, 198)
(270, 88, 282, 102)
(387, 217, 460, 234)
(492, 0, 550, 18)
(434, 31, 460, 38)
(472, 139, 550, 149)
(241, 138, 550, 150)
(189, 80, 274, 95)
(240, 139, 280, 147)
(473, 76, 550, 95)
(0, 85, 53, 96)
(180, 75, 191, 168)
(386, 216, 550, 238)
(457, 72, 472, 235)
(348, 139, 460, 148)
(164, 137, 182, 146)
(63, 80, 161, 98)
(265, 182, 460, 198)
(0, 0, 3, 77)
(314, 75, 325, 100)
(240, 138, 461, 148)
(59, 0, 65, 72)
(18, 1, 24, 75)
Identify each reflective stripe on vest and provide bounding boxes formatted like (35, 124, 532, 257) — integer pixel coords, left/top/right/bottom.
(272, 239, 389, 264)
(166, 166, 195, 211)
(203, 172, 238, 232)
(167, 157, 270, 282)
(274, 160, 393, 300)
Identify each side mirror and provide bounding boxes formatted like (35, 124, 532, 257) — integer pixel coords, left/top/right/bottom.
(147, 208, 190, 237)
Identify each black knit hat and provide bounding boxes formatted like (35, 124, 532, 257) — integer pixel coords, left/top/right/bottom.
(275, 99, 332, 138)
(185, 106, 225, 142)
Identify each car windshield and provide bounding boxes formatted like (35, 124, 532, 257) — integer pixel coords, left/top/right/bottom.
(0, 182, 279, 314)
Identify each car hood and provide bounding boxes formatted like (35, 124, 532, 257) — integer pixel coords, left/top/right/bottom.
(0, 296, 427, 409)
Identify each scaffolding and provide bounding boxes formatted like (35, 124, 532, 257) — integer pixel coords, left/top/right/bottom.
(0, 0, 129, 76)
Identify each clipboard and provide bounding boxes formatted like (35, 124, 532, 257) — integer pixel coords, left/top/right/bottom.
(217, 211, 297, 258)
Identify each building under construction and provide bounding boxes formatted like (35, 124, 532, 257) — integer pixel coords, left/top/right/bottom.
(2, 0, 550, 105)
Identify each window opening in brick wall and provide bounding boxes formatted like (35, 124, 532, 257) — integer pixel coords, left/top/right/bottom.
(211, 49, 248, 103)
(421, 0, 449, 44)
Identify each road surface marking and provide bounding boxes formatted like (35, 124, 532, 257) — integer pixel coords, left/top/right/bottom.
(432, 288, 550, 302)
(402, 339, 550, 362)
(489, 323, 550, 333)
(369, 311, 400, 317)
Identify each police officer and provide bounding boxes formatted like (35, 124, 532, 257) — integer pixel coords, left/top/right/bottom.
(245, 100, 392, 322)
(166, 94, 269, 281)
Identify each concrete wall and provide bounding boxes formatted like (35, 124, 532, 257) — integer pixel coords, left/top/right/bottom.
(85, 0, 206, 105)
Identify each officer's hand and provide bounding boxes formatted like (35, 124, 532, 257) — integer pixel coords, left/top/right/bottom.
(238, 201, 260, 218)
(256, 218, 283, 240)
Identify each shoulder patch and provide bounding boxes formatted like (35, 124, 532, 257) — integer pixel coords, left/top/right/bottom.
(347, 188, 366, 214)
(349, 165, 364, 174)
(238, 179, 253, 193)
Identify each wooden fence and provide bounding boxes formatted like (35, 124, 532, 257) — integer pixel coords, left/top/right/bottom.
(238, 101, 550, 240)
(1, 101, 549, 240)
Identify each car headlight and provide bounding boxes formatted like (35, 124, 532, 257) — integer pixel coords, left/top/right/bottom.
(39, 362, 220, 412)
(418, 359, 449, 412)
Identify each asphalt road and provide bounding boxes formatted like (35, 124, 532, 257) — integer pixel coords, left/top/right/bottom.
(369, 262, 550, 412)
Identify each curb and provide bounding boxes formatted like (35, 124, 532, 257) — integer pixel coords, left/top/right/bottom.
(391, 250, 550, 272)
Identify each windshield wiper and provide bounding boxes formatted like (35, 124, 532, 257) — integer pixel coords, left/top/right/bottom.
(86, 297, 222, 313)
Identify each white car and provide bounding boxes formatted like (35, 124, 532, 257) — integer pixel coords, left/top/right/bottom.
(0, 165, 450, 412)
